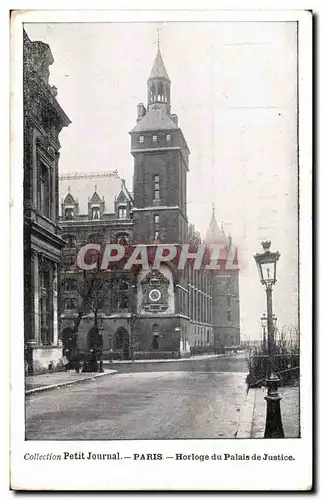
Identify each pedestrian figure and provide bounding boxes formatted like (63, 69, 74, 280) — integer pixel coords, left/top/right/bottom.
(83, 325, 104, 372)
(123, 339, 129, 360)
(61, 326, 81, 373)
(94, 331, 104, 372)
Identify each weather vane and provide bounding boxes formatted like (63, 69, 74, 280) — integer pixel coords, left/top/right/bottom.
(157, 27, 160, 49)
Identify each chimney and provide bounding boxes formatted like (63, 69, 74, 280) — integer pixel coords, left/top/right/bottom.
(170, 114, 178, 126)
(137, 102, 146, 122)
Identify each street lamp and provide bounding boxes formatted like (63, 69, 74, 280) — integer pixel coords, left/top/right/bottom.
(254, 241, 284, 438)
(128, 282, 136, 361)
(260, 313, 267, 353)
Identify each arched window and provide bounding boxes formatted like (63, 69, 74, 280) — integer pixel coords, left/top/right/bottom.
(114, 233, 129, 245)
(157, 83, 164, 101)
(151, 84, 156, 102)
(86, 233, 103, 245)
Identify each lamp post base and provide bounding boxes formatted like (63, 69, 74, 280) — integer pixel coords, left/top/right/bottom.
(264, 373, 285, 439)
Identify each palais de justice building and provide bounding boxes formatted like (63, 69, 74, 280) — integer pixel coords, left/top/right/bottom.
(59, 47, 240, 359)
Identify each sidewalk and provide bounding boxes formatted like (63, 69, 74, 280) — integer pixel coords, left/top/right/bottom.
(237, 384, 300, 438)
(25, 369, 117, 395)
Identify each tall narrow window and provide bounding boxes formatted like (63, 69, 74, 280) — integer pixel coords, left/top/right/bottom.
(152, 135, 157, 142)
(39, 263, 53, 345)
(117, 279, 129, 310)
(227, 310, 232, 322)
(154, 213, 160, 241)
(38, 163, 50, 217)
(139, 135, 144, 143)
(118, 206, 127, 219)
(92, 207, 100, 220)
(153, 174, 160, 201)
(227, 296, 231, 308)
(152, 324, 160, 349)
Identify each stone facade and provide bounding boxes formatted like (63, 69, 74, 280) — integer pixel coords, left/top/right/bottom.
(58, 45, 240, 359)
(23, 29, 71, 374)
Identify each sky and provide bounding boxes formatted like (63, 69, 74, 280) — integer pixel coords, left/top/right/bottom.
(25, 21, 298, 340)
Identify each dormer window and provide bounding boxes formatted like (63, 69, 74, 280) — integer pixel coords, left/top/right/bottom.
(92, 207, 100, 220)
(166, 134, 171, 142)
(139, 135, 144, 143)
(152, 135, 157, 143)
(64, 207, 74, 220)
(118, 206, 127, 219)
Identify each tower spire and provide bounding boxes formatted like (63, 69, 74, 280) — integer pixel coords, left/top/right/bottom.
(147, 35, 171, 114)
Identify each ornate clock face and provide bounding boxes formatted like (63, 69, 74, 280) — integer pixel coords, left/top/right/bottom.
(149, 289, 161, 303)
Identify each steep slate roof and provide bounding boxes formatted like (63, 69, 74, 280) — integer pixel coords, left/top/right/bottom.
(148, 49, 170, 80)
(63, 192, 76, 205)
(59, 171, 128, 216)
(131, 108, 178, 133)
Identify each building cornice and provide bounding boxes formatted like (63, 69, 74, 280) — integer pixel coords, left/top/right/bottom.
(131, 146, 181, 154)
(27, 219, 65, 249)
(60, 219, 133, 228)
(132, 205, 180, 212)
(26, 67, 71, 127)
(130, 145, 189, 171)
(59, 170, 120, 181)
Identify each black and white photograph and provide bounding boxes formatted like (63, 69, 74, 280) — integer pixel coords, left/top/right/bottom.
(10, 7, 312, 491)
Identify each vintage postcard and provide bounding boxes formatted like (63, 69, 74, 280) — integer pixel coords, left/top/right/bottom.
(10, 7, 312, 491)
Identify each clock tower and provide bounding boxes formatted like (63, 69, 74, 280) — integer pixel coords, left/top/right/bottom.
(129, 45, 191, 357)
(130, 47, 190, 245)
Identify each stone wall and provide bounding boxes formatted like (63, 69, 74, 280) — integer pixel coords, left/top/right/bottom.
(31, 345, 63, 374)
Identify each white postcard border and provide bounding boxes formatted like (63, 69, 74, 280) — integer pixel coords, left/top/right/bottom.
(10, 8, 312, 492)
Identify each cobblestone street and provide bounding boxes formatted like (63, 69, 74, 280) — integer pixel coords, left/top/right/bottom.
(26, 354, 248, 440)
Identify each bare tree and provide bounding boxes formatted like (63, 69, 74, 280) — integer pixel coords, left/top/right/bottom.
(59, 249, 115, 333)
(77, 267, 115, 330)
